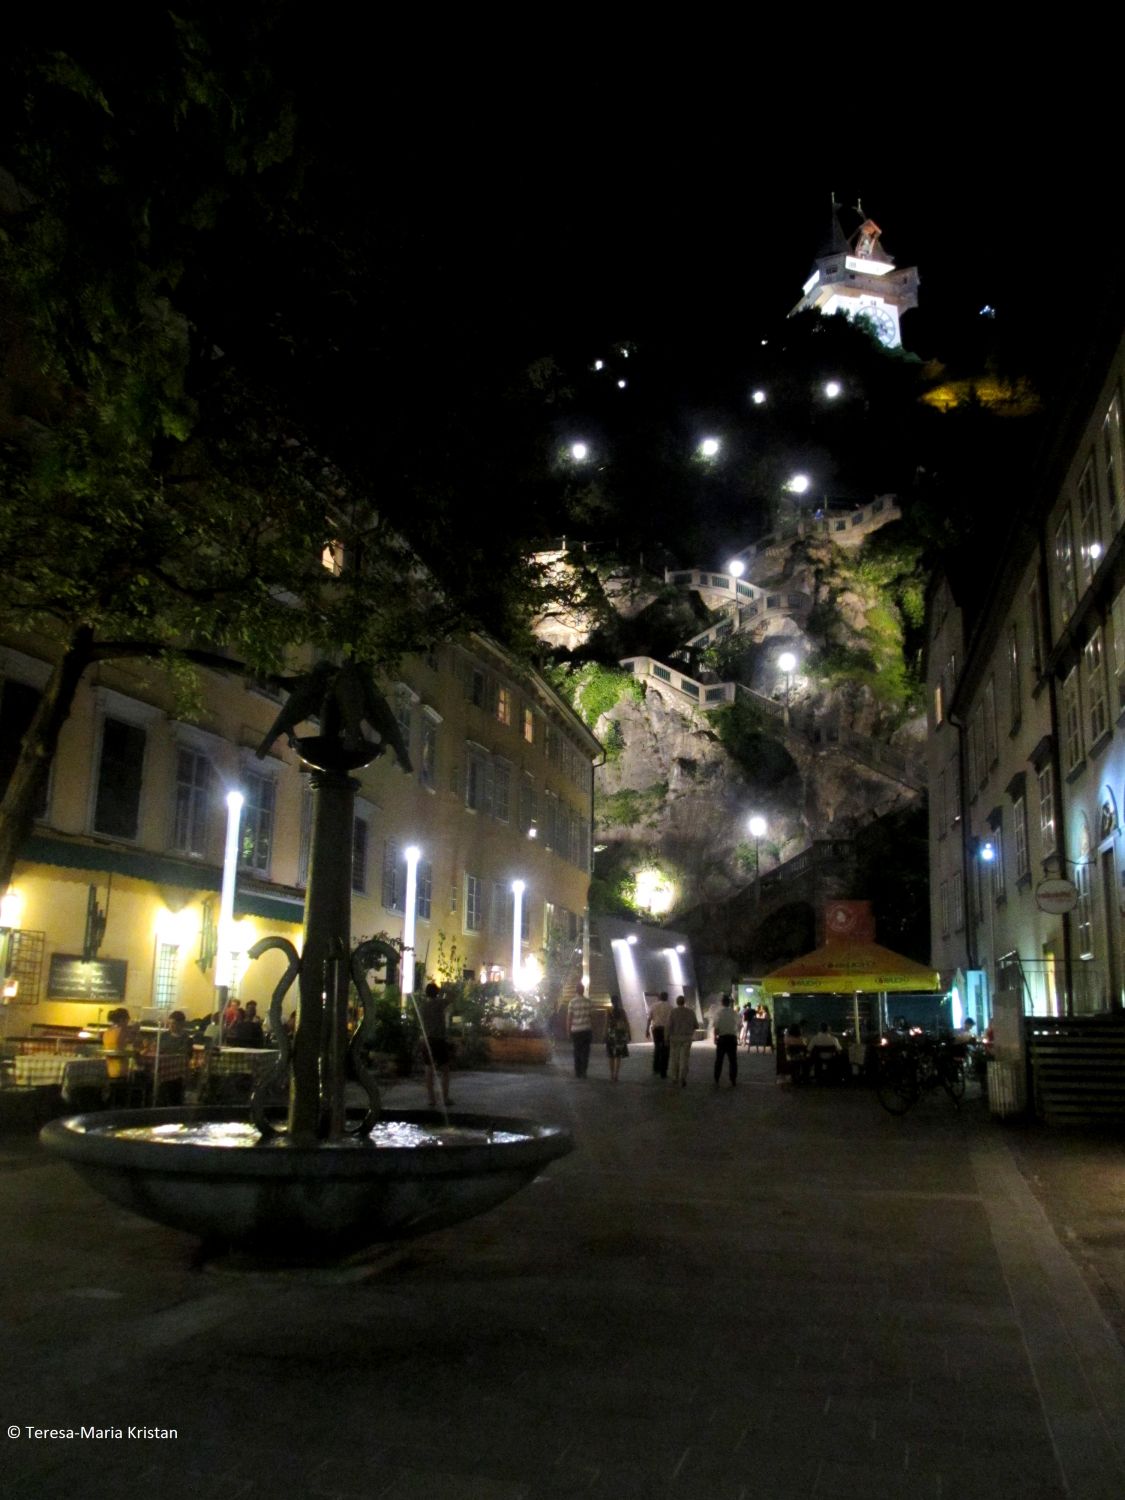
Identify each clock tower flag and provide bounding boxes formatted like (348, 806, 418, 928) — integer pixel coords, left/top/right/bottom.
(791, 198, 918, 349)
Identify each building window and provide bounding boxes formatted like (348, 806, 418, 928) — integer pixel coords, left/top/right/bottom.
(0, 678, 48, 817)
(1008, 623, 1021, 730)
(1055, 513, 1077, 623)
(382, 838, 405, 913)
(93, 717, 146, 840)
(966, 716, 980, 794)
(1028, 582, 1043, 680)
(1075, 860, 1094, 959)
(933, 683, 944, 728)
(1038, 764, 1056, 857)
(465, 744, 489, 813)
(520, 771, 536, 835)
(1103, 395, 1124, 531)
(394, 689, 413, 754)
(543, 788, 560, 851)
(464, 873, 483, 933)
(1013, 796, 1029, 881)
(936, 769, 947, 839)
(940, 881, 950, 937)
(1085, 628, 1109, 745)
(948, 754, 960, 830)
(522, 705, 535, 744)
(496, 685, 512, 727)
(153, 941, 179, 1010)
(470, 667, 488, 710)
(951, 871, 964, 932)
(490, 880, 511, 935)
(1111, 585, 1125, 711)
(1062, 668, 1083, 772)
(239, 769, 275, 874)
(1078, 460, 1103, 589)
(991, 828, 1005, 902)
(352, 812, 370, 895)
(416, 860, 432, 922)
(420, 715, 437, 790)
(492, 758, 511, 822)
(982, 677, 998, 770)
(173, 748, 213, 857)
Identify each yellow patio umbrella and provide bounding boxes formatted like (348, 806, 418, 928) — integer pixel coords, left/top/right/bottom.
(761, 938, 942, 1043)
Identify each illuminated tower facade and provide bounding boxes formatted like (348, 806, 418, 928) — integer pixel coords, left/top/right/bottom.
(791, 201, 918, 349)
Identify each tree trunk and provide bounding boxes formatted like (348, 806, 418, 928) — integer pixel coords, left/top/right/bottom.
(0, 625, 95, 892)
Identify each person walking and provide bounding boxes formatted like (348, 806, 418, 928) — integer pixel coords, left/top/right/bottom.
(647, 990, 672, 1079)
(667, 994, 697, 1088)
(568, 981, 594, 1078)
(604, 993, 630, 1082)
(713, 994, 739, 1087)
(420, 981, 453, 1107)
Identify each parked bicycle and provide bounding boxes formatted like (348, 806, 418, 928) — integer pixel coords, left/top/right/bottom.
(876, 1034, 968, 1116)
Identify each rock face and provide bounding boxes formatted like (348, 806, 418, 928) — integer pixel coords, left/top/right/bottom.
(571, 515, 928, 975)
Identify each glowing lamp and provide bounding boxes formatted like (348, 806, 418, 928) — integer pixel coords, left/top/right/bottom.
(570, 441, 589, 462)
(700, 437, 720, 458)
(728, 559, 745, 578)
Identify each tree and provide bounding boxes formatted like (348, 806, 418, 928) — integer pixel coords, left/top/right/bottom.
(0, 14, 555, 893)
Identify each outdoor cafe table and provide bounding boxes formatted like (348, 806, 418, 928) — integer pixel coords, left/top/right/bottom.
(13, 1053, 89, 1089)
(205, 1048, 279, 1085)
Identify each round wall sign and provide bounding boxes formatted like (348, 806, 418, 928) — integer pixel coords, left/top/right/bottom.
(1035, 877, 1079, 914)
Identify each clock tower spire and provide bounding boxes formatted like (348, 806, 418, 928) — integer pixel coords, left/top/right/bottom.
(791, 200, 919, 349)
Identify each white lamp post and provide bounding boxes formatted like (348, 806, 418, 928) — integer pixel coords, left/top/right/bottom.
(215, 790, 244, 1040)
(402, 845, 421, 997)
(511, 879, 525, 990)
(778, 651, 797, 726)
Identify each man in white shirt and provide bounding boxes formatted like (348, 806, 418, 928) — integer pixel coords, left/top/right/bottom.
(667, 995, 697, 1087)
(712, 994, 739, 1087)
(568, 982, 594, 1078)
(646, 991, 672, 1079)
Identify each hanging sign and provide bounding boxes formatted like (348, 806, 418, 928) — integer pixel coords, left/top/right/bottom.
(1035, 878, 1078, 914)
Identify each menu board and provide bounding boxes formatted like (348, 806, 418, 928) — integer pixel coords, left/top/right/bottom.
(47, 953, 128, 1003)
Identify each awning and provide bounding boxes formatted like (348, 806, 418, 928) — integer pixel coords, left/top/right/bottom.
(761, 939, 942, 995)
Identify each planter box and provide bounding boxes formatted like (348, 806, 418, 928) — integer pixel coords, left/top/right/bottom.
(486, 1036, 551, 1066)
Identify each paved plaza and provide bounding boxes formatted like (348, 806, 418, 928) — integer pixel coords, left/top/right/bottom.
(2, 1046, 1125, 1499)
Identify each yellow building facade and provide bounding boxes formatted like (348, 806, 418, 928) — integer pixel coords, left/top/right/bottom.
(0, 632, 599, 1032)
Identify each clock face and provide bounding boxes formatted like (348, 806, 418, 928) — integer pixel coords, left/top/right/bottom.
(855, 303, 897, 347)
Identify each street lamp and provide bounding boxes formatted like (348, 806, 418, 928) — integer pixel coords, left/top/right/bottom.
(727, 558, 746, 579)
(511, 879, 525, 990)
(977, 839, 997, 1014)
(699, 437, 720, 458)
(824, 380, 842, 399)
(778, 651, 797, 726)
(751, 389, 767, 406)
(402, 845, 421, 997)
(569, 441, 589, 462)
(785, 474, 810, 495)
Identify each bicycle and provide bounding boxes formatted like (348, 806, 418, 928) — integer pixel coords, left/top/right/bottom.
(876, 1035, 965, 1116)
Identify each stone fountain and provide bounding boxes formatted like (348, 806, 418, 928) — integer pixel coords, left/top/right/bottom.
(41, 662, 573, 1263)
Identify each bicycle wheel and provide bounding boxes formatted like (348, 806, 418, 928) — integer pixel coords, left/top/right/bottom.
(942, 1058, 966, 1102)
(877, 1060, 920, 1115)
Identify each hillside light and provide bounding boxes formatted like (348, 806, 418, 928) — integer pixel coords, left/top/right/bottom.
(569, 441, 589, 462)
(594, 359, 605, 370)
(402, 845, 421, 996)
(617, 379, 627, 389)
(511, 879, 526, 990)
(786, 473, 811, 495)
(824, 380, 842, 399)
(751, 389, 767, 405)
(700, 437, 720, 458)
(728, 559, 745, 578)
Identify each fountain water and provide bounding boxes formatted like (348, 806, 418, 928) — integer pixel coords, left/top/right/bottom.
(41, 662, 572, 1262)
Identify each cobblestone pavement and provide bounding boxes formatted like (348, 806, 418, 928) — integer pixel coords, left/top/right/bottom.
(2, 1048, 1124, 1499)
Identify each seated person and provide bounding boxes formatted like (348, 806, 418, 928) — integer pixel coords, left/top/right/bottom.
(101, 1007, 136, 1080)
(783, 1024, 809, 1080)
(160, 1010, 194, 1057)
(225, 1000, 264, 1048)
(807, 1022, 844, 1081)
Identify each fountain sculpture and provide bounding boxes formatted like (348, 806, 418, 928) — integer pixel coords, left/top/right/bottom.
(41, 662, 573, 1262)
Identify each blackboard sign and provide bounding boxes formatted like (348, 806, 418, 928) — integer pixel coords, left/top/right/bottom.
(47, 953, 128, 1003)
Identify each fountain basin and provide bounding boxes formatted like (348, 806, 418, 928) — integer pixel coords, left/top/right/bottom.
(40, 1106, 573, 1262)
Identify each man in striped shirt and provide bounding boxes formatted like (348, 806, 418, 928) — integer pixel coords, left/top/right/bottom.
(568, 982, 594, 1078)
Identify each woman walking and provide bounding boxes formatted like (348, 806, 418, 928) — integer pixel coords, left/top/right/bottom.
(605, 994, 630, 1082)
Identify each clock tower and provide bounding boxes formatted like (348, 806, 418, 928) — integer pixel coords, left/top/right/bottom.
(791, 200, 918, 349)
